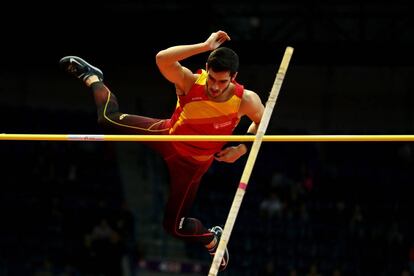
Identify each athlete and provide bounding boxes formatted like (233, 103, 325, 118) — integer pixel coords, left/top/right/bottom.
(59, 30, 265, 271)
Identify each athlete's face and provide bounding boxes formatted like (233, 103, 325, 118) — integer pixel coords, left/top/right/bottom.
(206, 70, 233, 98)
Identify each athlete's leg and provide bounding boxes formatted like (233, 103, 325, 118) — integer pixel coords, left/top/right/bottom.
(60, 55, 170, 136)
(162, 155, 215, 245)
(90, 82, 170, 135)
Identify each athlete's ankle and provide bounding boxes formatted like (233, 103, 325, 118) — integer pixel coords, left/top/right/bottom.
(85, 75, 101, 87)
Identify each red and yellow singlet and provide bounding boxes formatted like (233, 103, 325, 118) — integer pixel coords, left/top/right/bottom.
(169, 70, 244, 157)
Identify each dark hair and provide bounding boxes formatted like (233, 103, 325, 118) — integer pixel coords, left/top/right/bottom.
(207, 47, 239, 76)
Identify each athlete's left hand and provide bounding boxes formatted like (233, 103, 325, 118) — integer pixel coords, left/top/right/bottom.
(214, 144, 247, 163)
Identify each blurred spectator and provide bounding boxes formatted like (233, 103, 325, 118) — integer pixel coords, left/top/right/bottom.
(349, 204, 365, 239)
(260, 191, 283, 219)
(306, 263, 322, 276)
(85, 218, 123, 276)
(408, 242, 414, 274)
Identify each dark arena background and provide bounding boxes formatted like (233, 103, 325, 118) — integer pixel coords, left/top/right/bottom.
(1, 1, 414, 275)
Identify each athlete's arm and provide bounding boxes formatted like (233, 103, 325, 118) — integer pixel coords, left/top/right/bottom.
(215, 90, 264, 163)
(155, 31, 230, 94)
(241, 90, 265, 135)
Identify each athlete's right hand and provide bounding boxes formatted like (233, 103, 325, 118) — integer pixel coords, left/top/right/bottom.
(214, 144, 247, 163)
(205, 31, 231, 50)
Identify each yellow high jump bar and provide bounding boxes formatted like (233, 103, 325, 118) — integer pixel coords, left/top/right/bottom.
(0, 134, 414, 142)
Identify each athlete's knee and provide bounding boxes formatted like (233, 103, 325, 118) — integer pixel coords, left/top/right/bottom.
(97, 115, 108, 126)
(96, 112, 119, 128)
(163, 216, 200, 238)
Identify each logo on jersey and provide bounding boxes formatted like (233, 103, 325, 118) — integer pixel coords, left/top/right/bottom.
(213, 121, 232, 129)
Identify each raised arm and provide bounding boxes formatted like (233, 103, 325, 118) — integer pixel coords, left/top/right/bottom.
(155, 31, 231, 94)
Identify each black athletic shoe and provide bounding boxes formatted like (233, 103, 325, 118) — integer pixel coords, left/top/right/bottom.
(59, 56, 103, 81)
(208, 226, 229, 272)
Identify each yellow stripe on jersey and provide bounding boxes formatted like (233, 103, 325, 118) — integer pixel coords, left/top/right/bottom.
(181, 96, 241, 119)
(195, 69, 208, 85)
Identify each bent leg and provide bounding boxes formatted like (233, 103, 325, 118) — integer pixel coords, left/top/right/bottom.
(90, 82, 170, 135)
(90, 82, 214, 245)
(162, 155, 215, 245)
(90, 82, 174, 156)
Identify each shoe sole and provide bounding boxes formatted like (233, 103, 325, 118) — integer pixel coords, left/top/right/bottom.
(60, 56, 103, 80)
